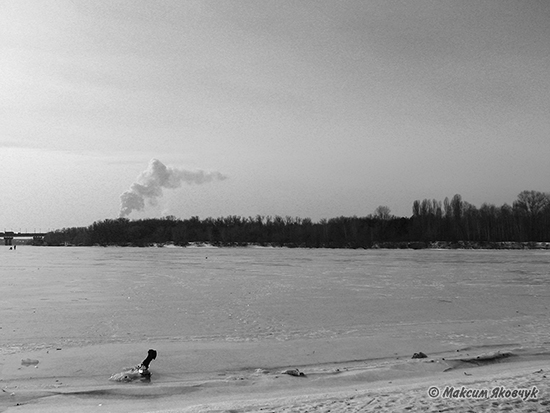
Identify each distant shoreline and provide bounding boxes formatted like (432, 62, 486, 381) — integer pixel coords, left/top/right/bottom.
(374, 241, 550, 250)
(46, 241, 550, 250)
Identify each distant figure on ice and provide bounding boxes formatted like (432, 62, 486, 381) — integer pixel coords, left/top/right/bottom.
(109, 349, 157, 382)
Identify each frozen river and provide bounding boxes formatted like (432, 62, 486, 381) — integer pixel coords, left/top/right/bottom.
(2, 246, 549, 358)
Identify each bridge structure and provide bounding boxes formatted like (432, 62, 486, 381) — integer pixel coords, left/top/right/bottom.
(1, 231, 47, 245)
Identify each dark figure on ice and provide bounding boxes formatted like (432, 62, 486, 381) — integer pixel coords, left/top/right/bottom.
(109, 349, 157, 382)
(139, 349, 157, 379)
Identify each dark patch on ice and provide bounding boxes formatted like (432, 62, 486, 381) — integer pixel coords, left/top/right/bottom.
(21, 358, 39, 367)
(443, 350, 517, 371)
(61, 385, 200, 399)
(412, 352, 427, 359)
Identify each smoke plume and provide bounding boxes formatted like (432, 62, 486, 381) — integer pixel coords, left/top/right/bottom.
(119, 158, 227, 217)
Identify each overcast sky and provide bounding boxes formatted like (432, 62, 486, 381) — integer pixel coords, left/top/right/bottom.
(1, 0, 549, 231)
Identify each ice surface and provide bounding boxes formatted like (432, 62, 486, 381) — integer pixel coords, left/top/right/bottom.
(1, 246, 549, 400)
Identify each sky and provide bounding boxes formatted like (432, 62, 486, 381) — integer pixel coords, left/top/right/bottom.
(1, 0, 549, 231)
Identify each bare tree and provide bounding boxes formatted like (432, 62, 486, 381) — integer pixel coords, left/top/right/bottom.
(513, 190, 550, 216)
(374, 205, 392, 220)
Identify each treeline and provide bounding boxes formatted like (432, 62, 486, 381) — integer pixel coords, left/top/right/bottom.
(43, 190, 550, 248)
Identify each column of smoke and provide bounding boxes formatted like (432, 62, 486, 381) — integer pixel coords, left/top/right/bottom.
(119, 158, 227, 217)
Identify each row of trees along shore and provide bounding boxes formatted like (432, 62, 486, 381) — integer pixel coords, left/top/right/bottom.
(43, 190, 550, 248)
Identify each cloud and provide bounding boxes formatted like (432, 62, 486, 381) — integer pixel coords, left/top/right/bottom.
(119, 158, 227, 217)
